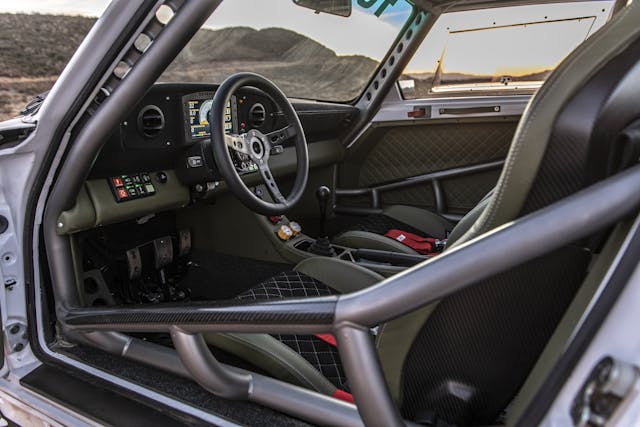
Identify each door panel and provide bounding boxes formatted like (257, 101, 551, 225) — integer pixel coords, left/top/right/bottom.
(338, 117, 519, 218)
(358, 121, 515, 186)
(382, 168, 502, 215)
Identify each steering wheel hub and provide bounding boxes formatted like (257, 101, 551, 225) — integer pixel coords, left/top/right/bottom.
(250, 136, 265, 159)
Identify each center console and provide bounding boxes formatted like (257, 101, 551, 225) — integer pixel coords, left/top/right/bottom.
(262, 185, 431, 276)
(265, 214, 429, 276)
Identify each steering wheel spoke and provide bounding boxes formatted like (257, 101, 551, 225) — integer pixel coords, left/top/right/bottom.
(264, 125, 297, 145)
(258, 163, 287, 205)
(224, 133, 250, 155)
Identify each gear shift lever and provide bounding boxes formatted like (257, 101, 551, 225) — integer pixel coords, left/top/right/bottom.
(308, 185, 336, 256)
(316, 185, 331, 237)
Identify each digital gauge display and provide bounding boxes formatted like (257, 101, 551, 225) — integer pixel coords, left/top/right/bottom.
(187, 98, 232, 139)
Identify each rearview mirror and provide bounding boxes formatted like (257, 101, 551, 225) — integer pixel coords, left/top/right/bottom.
(292, 0, 352, 17)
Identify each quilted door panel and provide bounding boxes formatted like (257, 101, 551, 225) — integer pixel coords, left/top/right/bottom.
(351, 121, 518, 214)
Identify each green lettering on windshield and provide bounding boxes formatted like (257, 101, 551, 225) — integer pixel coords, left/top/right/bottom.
(357, 0, 399, 17)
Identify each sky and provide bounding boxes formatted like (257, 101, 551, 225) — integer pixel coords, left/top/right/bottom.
(0, 0, 412, 61)
(441, 17, 595, 76)
(403, 1, 614, 75)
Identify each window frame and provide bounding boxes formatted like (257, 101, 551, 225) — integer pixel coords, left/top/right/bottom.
(397, 1, 614, 100)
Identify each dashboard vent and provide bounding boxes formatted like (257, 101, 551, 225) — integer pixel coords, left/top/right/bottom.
(249, 103, 266, 128)
(137, 105, 164, 138)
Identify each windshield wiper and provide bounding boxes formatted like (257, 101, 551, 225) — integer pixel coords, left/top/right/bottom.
(20, 90, 50, 116)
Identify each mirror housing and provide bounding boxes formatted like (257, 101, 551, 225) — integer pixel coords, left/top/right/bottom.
(292, 0, 352, 17)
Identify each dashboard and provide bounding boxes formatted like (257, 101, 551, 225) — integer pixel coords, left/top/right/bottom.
(66, 82, 357, 229)
(90, 83, 285, 183)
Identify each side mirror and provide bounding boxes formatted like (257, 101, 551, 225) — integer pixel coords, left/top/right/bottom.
(292, 0, 352, 17)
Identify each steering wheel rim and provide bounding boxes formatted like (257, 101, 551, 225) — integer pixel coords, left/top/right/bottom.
(209, 73, 309, 216)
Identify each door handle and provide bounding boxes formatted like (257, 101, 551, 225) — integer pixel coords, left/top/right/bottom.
(407, 106, 431, 118)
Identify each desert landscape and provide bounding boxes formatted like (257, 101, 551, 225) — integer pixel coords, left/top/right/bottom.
(0, 13, 378, 121)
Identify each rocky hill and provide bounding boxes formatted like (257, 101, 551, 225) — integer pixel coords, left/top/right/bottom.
(0, 13, 377, 120)
(0, 13, 96, 120)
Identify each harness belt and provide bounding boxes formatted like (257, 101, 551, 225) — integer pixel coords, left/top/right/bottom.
(384, 229, 446, 254)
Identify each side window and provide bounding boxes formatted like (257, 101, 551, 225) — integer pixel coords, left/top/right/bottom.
(398, 2, 614, 99)
(0, 4, 110, 121)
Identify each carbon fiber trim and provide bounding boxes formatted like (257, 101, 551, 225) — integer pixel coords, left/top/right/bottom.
(64, 298, 337, 329)
(401, 246, 590, 425)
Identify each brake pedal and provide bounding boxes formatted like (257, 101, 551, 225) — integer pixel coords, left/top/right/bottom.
(126, 247, 142, 280)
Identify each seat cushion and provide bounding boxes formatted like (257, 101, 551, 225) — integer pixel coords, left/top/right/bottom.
(332, 205, 452, 254)
(334, 213, 429, 237)
(235, 271, 348, 389)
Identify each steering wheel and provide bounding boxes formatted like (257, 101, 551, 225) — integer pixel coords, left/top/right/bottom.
(209, 73, 309, 215)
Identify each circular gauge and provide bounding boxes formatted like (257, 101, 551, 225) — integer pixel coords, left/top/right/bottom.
(198, 99, 213, 126)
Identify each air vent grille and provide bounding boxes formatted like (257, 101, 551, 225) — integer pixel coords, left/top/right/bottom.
(249, 103, 266, 128)
(138, 105, 164, 138)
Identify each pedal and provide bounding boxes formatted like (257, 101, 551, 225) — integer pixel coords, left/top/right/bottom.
(153, 236, 173, 269)
(126, 247, 142, 280)
(178, 229, 191, 257)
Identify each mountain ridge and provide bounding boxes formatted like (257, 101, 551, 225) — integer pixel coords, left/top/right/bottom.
(0, 13, 377, 120)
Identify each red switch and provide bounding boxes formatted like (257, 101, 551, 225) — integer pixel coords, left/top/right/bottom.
(117, 188, 129, 200)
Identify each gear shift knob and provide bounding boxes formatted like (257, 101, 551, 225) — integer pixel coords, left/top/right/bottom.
(316, 185, 331, 210)
(308, 186, 336, 257)
(316, 186, 331, 237)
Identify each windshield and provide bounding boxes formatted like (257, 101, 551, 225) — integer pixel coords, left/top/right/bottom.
(161, 0, 413, 102)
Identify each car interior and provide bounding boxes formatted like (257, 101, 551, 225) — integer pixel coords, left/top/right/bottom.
(18, 0, 640, 426)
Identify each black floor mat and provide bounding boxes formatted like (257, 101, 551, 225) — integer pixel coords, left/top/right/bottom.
(63, 345, 312, 427)
(182, 250, 292, 300)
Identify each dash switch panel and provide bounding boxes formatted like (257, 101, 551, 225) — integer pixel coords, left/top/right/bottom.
(109, 172, 156, 202)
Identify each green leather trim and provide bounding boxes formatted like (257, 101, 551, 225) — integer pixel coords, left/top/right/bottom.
(85, 170, 189, 228)
(57, 185, 96, 235)
(204, 332, 337, 395)
(446, 191, 492, 246)
(294, 257, 383, 293)
(332, 205, 452, 254)
(451, 2, 640, 248)
(333, 230, 418, 254)
(376, 304, 438, 405)
(383, 205, 451, 239)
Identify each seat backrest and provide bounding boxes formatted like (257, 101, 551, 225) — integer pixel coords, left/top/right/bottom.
(390, 4, 640, 425)
(445, 1, 640, 249)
